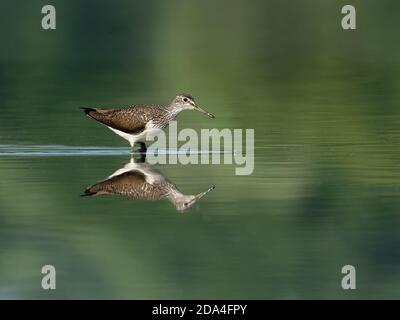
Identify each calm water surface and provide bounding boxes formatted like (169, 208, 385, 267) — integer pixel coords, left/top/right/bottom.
(1, 110, 399, 299)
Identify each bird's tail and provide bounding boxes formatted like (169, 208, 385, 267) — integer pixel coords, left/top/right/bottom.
(80, 188, 97, 197)
(80, 107, 96, 116)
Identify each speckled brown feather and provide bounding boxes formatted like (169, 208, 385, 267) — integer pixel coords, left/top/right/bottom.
(83, 171, 172, 201)
(83, 106, 167, 134)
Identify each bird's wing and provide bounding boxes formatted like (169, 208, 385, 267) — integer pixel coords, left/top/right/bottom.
(82, 106, 162, 134)
(82, 171, 165, 200)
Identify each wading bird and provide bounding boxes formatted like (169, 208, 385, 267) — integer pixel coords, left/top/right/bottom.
(81, 94, 214, 153)
(81, 158, 215, 212)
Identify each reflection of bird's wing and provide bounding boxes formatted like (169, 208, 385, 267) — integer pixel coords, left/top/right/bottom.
(82, 106, 164, 134)
(82, 171, 168, 200)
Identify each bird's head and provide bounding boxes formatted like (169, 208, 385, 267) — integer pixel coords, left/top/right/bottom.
(170, 94, 215, 118)
(173, 185, 215, 212)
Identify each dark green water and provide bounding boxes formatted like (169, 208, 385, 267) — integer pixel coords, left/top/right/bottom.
(1, 0, 400, 299)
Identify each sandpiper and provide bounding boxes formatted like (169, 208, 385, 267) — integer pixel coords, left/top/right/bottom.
(81, 94, 214, 152)
(81, 158, 215, 212)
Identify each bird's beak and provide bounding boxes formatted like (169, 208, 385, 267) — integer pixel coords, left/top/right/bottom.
(190, 185, 215, 204)
(194, 105, 215, 118)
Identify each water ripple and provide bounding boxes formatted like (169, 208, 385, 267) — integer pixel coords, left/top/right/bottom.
(0, 145, 228, 156)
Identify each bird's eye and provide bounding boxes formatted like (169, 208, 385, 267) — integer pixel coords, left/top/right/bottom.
(184, 202, 188, 206)
(183, 98, 188, 102)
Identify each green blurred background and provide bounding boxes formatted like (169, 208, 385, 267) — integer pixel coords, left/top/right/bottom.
(0, 0, 400, 299)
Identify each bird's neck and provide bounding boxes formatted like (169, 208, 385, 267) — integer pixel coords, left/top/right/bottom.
(152, 105, 183, 128)
(165, 188, 185, 201)
(164, 104, 184, 121)
(165, 188, 193, 209)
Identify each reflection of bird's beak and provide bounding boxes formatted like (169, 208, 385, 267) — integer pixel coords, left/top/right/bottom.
(194, 105, 215, 118)
(190, 185, 216, 204)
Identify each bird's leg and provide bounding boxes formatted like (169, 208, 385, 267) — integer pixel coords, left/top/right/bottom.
(131, 142, 147, 162)
(129, 153, 146, 163)
(140, 142, 147, 153)
(132, 142, 147, 154)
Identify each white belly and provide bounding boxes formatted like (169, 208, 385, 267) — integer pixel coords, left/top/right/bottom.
(108, 161, 165, 184)
(107, 123, 161, 147)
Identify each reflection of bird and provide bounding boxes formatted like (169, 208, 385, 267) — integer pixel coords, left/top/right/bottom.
(81, 158, 215, 212)
(81, 94, 214, 153)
